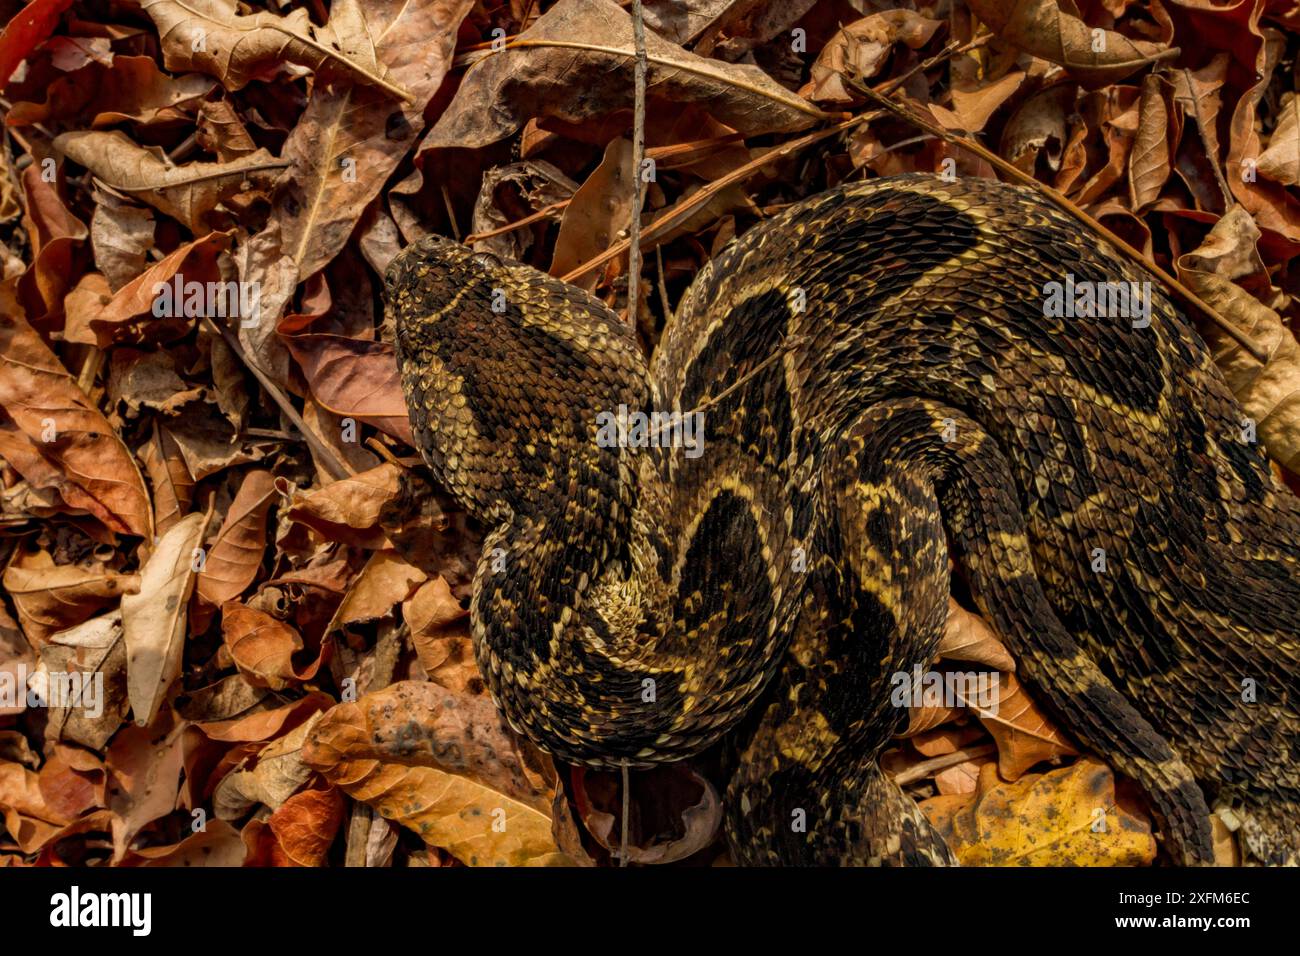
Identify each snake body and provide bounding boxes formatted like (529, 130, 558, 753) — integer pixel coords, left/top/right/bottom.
(388, 174, 1300, 866)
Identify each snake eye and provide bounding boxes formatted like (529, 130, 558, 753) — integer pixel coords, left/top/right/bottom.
(471, 251, 503, 271)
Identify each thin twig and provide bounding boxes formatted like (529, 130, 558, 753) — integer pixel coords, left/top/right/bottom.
(1180, 68, 1233, 208)
(852, 82, 1268, 363)
(441, 182, 462, 242)
(464, 198, 570, 244)
(200, 318, 353, 481)
(627, 0, 648, 327)
(892, 743, 997, 786)
(560, 33, 983, 285)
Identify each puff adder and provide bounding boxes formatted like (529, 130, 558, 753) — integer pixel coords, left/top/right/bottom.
(387, 173, 1300, 866)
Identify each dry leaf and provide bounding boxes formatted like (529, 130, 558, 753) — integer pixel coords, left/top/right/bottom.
(196, 469, 277, 608)
(121, 509, 211, 726)
(38, 611, 129, 751)
(266, 0, 475, 278)
(2, 549, 138, 645)
(213, 712, 322, 818)
(284, 462, 401, 548)
(138, 424, 194, 538)
(303, 681, 569, 866)
(1258, 91, 1300, 186)
(1176, 205, 1300, 472)
(966, 0, 1174, 84)
(1129, 73, 1179, 210)
(920, 758, 1156, 865)
(969, 673, 1079, 780)
(55, 131, 283, 234)
(937, 598, 1017, 670)
(138, 0, 410, 99)
(105, 718, 186, 861)
(0, 311, 152, 537)
(220, 602, 324, 690)
(803, 11, 942, 104)
(423, 0, 823, 153)
(330, 549, 425, 629)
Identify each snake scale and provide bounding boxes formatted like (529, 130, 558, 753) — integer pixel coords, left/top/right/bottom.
(387, 174, 1300, 866)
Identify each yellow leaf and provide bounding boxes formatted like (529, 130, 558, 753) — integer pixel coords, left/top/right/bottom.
(920, 758, 1157, 866)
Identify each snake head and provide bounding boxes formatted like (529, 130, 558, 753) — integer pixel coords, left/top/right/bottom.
(385, 233, 653, 526)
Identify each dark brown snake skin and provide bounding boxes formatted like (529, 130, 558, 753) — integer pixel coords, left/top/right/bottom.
(387, 173, 1300, 866)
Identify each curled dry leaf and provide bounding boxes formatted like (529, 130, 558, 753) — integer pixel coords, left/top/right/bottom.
(138, 424, 194, 538)
(196, 469, 278, 609)
(138, 0, 410, 100)
(1128, 73, 1179, 211)
(563, 763, 724, 865)
(88, 232, 232, 345)
(0, 311, 152, 537)
(1257, 91, 1300, 187)
(54, 131, 284, 234)
(920, 758, 1156, 865)
(803, 11, 943, 104)
(1001, 83, 1075, 174)
(39, 610, 130, 751)
(0, 0, 74, 94)
(423, 0, 824, 153)
(1176, 206, 1300, 472)
(213, 711, 323, 819)
(220, 601, 326, 690)
(5, 56, 215, 128)
(0, 759, 73, 853)
(120, 509, 212, 726)
(965, 0, 1175, 84)
(967, 672, 1079, 780)
(2, 549, 138, 645)
(283, 462, 401, 549)
(17, 164, 87, 321)
(937, 598, 1017, 670)
(303, 681, 569, 866)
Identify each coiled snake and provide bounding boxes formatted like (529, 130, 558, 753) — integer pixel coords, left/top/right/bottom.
(387, 174, 1300, 866)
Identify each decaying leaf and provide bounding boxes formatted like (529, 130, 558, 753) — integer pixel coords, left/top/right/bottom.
(303, 681, 569, 866)
(138, 0, 411, 100)
(965, 0, 1174, 84)
(921, 758, 1157, 865)
(54, 131, 284, 234)
(423, 0, 825, 153)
